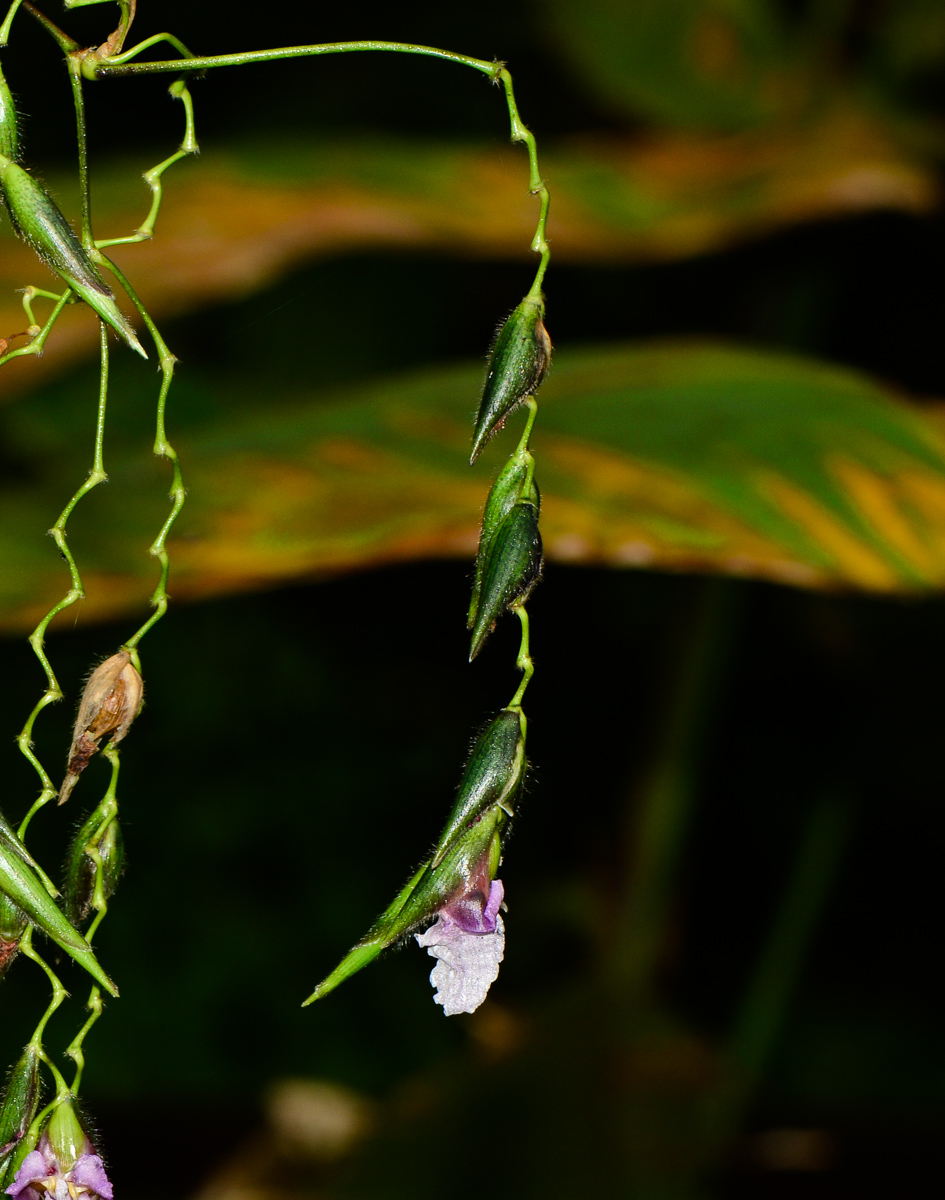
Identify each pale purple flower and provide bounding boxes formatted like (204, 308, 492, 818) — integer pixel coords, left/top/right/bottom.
(415, 878, 505, 1015)
(5, 1135, 112, 1200)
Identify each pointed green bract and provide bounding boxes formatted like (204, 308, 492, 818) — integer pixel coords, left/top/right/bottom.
(0, 837, 117, 996)
(303, 806, 505, 1007)
(0, 156, 145, 357)
(0, 810, 42, 874)
(0, 1044, 40, 1184)
(0, 64, 17, 162)
(303, 711, 524, 1006)
(468, 456, 538, 628)
(469, 500, 543, 660)
(470, 295, 550, 463)
(432, 709, 525, 865)
(64, 810, 124, 927)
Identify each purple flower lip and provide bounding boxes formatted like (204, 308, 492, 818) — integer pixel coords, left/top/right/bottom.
(441, 878, 504, 934)
(416, 878, 506, 1015)
(6, 1138, 113, 1200)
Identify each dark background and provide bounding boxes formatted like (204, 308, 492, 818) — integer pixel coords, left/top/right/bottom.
(1, 2, 944, 1197)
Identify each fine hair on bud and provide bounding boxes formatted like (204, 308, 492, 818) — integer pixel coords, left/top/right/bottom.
(469, 500, 543, 660)
(0, 64, 18, 163)
(64, 813, 124, 928)
(0, 894, 27, 980)
(59, 651, 144, 804)
(468, 456, 538, 629)
(0, 1044, 40, 1177)
(0, 156, 145, 357)
(470, 295, 551, 463)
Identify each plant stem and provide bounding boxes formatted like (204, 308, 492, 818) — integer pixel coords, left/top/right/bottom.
(16, 322, 111, 839)
(608, 578, 736, 999)
(93, 256, 183, 649)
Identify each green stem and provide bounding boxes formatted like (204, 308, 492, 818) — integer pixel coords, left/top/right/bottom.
(66, 54, 92, 248)
(93, 256, 183, 649)
(16, 322, 110, 839)
(702, 794, 849, 1149)
(508, 603, 533, 709)
(93, 40, 498, 78)
(0, 289, 72, 369)
(94, 78, 198, 248)
(0, 0, 24, 45)
(19, 930, 71, 1105)
(21, 2, 77, 54)
(497, 68, 550, 296)
(89, 42, 549, 284)
(608, 578, 736, 998)
(66, 748, 119, 1094)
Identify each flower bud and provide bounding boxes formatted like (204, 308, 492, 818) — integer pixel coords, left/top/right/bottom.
(0, 894, 26, 979)
(64, 812, 124, 928)
(0, 1045, 40, 1178)
(470, 295, 551, 463)
(0, 828, 117, 997)
(469, 499, 543, 660)
(468, 455, 538, 629)
(0, 64, 17, 163)
(303, 711, 524, 1007)
(46, 1102, 88, 1173)
(59, 650, 144, 804)
(432, 708, 525, 865)
(0, 156, 145, 357)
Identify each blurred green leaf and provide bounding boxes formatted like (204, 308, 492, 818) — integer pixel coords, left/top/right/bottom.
(545, 0, 945, 131)
(1, 119, 937, 395)
(3, 340, 945, 634)
(545, 0, 799, 130)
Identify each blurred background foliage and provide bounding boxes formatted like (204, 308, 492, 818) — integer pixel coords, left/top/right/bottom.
(0, 0, 944, 1197)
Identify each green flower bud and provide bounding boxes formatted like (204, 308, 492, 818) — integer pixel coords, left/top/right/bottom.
(470, 295, 551, 463)
(0, 63, 17, 163)
(0, 1045, 40, 1178)
(46, 1101, 88, 1172)
(303, 710, 525, 1006)
(64, 812, 124, 928)
(431, 708, 525, 866)
(469, 499, 543, 661)
(0, 894, 26, 979)
(468, 455, 538, 630)
(0, 829, 117, 997)
(0, 156, 145, 357)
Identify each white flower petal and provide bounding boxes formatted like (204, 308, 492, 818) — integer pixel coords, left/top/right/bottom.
(415, 914, 505, 1015)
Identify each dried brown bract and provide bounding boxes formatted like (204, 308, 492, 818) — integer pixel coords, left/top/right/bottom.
(59, 650, 144, 805)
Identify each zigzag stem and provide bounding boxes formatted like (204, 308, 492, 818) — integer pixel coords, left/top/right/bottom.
(16, 322, 111, 840)
(97, 257, 185, 651)
(66, 745, 120, 1098)
(508, 397, 540, 710)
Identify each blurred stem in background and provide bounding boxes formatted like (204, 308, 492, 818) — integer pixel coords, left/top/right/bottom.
(702, 792, 850, 1156)
(604, 578, 850, 1193)
(609, 578, 736, 1003)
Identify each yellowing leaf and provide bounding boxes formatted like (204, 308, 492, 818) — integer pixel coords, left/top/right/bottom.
(1, 107, 937, 394)
(3, 340, 945, 634)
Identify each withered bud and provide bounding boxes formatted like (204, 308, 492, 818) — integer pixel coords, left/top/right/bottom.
(59, 651, 143, 805)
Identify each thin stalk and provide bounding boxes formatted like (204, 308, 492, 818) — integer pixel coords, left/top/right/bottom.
(0, 0, 24, 45)
(92, 256, 183, 649)
(702, 794, 849, 1149)
(16, 322, 111, 840)
(508, 604, 533, 708)
(0, 289, 72, 369)
(66, 54, 91, 247)
(94, 41, 498, 78)
(67, 747, 119, 1095)
(608, 578, 736, 999)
